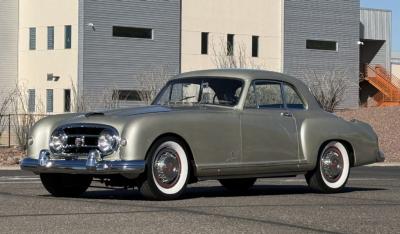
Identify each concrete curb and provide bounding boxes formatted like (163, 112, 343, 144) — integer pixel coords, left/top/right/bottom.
(0, 166, 20, 170)
(364, 162, 400, 167)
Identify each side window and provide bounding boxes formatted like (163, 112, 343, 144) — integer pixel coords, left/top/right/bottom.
(283, 84, 305, 109)
(245, 81, 284, 109)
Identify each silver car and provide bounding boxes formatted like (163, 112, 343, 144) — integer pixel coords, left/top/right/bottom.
(21, 69, 384, 200)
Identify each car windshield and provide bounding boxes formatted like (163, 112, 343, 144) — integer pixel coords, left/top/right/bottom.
(154, 77, 244, 107)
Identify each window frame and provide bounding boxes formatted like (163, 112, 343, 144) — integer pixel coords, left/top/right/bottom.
(201, 32, 209, 55)
(65, 25, 72, 49)
(245, 80, 307, 110)
(114, 90, 142, 102)
(64, 89, 71, 112)
(153, 77, 245, 108)
(252, 35, 259, 57)
(112, 26, 153, 40)
(46, 89, 54, 113)
(245, 80, 285, 109)
(227, 34, 234, 56)
(306, 39, 338, 51)
(29, 27, 36, 50)
(28, 89, 35, 113)
(282, 83, 307, 110)
(47, 26, 54, 50)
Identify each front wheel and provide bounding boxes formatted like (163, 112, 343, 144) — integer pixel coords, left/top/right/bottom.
(306, 141, 350, 193)
(40, 174, 92, 197)
(139, 137, 190, 200)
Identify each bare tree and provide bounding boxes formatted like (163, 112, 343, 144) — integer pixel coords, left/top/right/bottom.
(136, 66, 174, 105)
(0, 88, 15, 141)
(211, 37, 264, 69)
(0, 91, 13, 116)
(303, 69, 355, 112)
(10, 86, 45, 149)
(70, 80, 90, 112)
(102, 87, 121, 110)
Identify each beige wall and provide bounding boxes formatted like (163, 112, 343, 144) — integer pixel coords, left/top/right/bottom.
(392, 63, 400, 78)
(18, 0, 79, 114)
(181, 0, 284, 73)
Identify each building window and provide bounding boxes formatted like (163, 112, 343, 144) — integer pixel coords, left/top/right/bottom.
(64, 89, 71, 112)
(306, 40, 337, 51)
(65, 25, 72, 49)
(114, 90, 142, 101)
(227, 34, 234, 56)
(28, 89, 35, 112)
(29, 27, 36, 50)
(112, 26, 153, 39)
(252, 36, 259, 57)
(46, 89, 54, 113)
(47, 26, 54, 50)
(201, 32, 209, 55)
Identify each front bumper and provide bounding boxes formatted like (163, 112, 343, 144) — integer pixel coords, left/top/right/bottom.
(20, 150, 146, 176)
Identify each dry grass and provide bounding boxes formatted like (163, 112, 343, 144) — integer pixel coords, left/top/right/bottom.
(336, 106, 400, 162)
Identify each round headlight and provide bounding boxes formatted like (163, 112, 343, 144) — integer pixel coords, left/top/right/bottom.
(49, 129, 68, 153)
(97, 130, 119, 155)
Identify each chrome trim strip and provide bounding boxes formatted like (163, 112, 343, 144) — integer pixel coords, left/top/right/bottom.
(20, 157, 146, 176)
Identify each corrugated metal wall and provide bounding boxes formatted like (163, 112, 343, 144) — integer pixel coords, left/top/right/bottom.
(360, 8, 392, 72)
(0, 0, 18, 101)
(283, 0, 360, 109)
(79, 0, 181, 110)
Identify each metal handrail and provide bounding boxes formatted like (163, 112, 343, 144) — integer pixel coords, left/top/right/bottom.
(365, 64, 400, 104)
(369, 64, 400, 89)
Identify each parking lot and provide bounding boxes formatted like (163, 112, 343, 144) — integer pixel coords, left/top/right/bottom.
(0, 166, 399, 234)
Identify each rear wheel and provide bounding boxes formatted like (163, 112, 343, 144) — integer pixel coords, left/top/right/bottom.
(219, 178, 257, 192)
(139, 137, 190, 200)
(306, 141, 350, 193)
(40, 174, 92, 197)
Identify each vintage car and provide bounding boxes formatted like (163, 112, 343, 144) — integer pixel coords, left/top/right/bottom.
(21, 69, 384, 200)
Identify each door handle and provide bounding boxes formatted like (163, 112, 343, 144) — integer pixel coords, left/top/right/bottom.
(281, 112, 293, 117)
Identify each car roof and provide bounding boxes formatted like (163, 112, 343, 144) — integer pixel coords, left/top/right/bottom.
(175, 69, 293, 81)
(173, 69, 322, 111)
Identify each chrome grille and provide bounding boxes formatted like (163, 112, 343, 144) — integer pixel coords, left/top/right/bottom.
(50, 124, 118, 157)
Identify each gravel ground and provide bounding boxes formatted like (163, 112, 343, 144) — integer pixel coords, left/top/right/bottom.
(336, 106, 400, 163)
(0, 147, 24, 166)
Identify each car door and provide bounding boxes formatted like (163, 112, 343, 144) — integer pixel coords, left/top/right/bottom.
(241, 80, 299, 166)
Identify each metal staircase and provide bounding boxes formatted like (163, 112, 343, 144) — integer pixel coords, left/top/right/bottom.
(364, 64, 400, 107)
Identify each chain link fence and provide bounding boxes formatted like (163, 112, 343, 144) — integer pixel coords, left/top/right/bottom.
(0, 114, 47, 148)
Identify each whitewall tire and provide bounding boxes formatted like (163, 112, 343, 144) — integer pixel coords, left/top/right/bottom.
(306, 141, 350, 193)
(139, 137, 190, 200)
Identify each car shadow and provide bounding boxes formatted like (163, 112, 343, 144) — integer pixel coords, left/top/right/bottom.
(75, 184, 385, 201)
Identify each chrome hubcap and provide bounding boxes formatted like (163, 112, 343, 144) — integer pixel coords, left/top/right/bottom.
(153, 148, 181, 188)
(320, 147, 344, 183)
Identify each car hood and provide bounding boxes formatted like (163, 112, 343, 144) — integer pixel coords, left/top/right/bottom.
(84, 105, 233, 118)
(99, 105, 172, 117)
(48, 105, 235, 129)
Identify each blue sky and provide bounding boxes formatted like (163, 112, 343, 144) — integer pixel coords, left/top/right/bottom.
(361, 0, 399, 52)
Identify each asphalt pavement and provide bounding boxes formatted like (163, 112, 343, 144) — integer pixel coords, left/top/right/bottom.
(0, 166, 399, 234)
